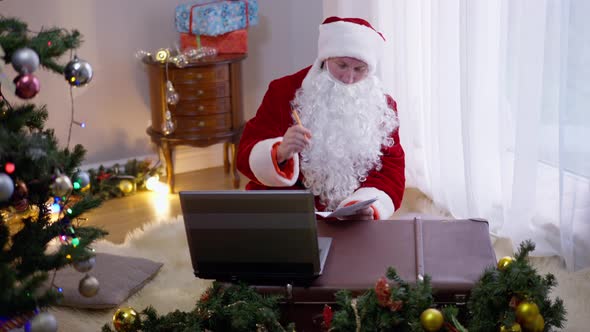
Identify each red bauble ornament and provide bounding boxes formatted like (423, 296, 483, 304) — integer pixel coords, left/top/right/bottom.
(13, 74, 40, 99)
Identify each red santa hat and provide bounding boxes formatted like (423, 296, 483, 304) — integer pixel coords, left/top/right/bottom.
(302, 16, 386, 88)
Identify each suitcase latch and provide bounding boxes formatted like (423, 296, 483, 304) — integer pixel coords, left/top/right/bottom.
(454, 294, 467, 305)
(285, 283, 293, 300)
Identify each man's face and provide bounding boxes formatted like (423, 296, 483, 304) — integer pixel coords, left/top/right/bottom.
(325, 57, 369, 84)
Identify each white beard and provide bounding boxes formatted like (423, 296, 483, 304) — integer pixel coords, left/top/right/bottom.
(293, 70, 399, 210)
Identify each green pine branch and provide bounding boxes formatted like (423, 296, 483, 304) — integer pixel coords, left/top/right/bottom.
(0, 16, 81, 74)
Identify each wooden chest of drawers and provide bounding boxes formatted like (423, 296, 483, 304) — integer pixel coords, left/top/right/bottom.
(146, 54, 246, 192)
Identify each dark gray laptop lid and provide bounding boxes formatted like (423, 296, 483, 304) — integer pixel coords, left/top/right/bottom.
(179, 190, 324, 283)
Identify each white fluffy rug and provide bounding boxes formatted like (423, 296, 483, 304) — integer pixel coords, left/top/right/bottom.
(51, 216, 589, 332)
(51, 216, 212, 331)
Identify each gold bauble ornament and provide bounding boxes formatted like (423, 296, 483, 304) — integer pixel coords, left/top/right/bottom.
(499, 323, 522, 332)
(515, 301, 540, 324)
(155, 48, 170, 63)
(420, 308, 444, 332)
(523, 314, 545, 332)
(497, 256, 514, 271)
(112, 307, 138, 332)
(118, 179, 134, 194)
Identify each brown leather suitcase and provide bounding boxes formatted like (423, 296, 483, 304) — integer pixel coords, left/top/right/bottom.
(253, 217, 497, 331)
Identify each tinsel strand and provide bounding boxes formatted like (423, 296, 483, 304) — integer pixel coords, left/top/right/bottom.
(351, 298, 361, 332)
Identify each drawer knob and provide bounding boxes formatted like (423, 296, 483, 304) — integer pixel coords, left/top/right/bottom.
(196, 73, 203, 79)
(198, 121, 205, 127)
(198, 105, 204, 111)
(197, 90, 204, 96)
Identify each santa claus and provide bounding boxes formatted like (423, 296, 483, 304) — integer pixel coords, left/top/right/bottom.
(237, 17, 405, 220)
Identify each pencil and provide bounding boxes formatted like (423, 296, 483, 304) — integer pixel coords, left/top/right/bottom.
(292, 110, 303, 126)
(291, 109, 311, 139)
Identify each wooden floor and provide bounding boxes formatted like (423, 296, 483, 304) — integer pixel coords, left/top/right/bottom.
(85, 166, 436, 244)
(84, 167, 247, 244)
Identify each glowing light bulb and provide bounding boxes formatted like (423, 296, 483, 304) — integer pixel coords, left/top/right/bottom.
(145, 176, 159, 191)
(52, 203, 61, 213)
(4, 162, 15, 174)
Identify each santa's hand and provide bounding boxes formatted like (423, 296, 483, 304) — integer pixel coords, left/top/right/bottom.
(277, 125, 312, 163)
(337, 206, 375, 221)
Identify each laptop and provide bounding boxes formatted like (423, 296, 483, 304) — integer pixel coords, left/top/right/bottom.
(179, 190, 332, 285)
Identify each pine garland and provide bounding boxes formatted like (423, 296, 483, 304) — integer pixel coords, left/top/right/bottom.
(83, 158, 164, 200)
(101, 282, 295, 332)
(329, 267, 462, 332)
(100, 243, 567, 332)
(467, 240, 566, 331)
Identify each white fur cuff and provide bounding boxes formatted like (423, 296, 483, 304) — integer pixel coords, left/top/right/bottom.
(339, 187, 395, 220)
(248, 137, 300, 187)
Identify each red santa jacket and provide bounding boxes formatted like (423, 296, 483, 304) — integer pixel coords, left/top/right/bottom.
(236, 66, 405, 219)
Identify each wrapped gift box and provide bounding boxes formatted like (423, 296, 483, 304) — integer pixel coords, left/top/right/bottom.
(180, 29, 248, 54)
(175, 0, 258, 36)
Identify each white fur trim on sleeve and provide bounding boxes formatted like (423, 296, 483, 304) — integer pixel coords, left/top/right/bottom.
(248, 137, 300, 187)
(339, 187, 395, 220)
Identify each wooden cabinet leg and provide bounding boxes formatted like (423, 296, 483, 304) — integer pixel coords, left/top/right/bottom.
(161, 141, 175, 193)
(223, 142, 230, 174)
(231, 142, 240, 189)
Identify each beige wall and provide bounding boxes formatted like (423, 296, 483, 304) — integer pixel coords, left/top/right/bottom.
(1, 0, 321, 167)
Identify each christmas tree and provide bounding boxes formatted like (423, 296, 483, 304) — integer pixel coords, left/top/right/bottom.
(0, 16, 107, 331)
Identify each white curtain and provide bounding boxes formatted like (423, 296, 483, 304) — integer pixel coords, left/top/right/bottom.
(323, 0, 590, 271)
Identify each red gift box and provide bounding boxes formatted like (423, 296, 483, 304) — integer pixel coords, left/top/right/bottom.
(180, 29, 248, 54)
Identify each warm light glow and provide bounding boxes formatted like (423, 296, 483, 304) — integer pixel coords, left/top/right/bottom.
(145, 175, 172, 218)
(66, 254, 72, 260)
(145, 176, 158, 191)
(149, 190, 171, 219)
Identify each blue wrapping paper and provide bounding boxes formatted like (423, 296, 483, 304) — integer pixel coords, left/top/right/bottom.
(175, 0, 259, 36)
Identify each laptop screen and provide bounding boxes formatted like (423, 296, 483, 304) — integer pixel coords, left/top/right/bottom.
(179, 190, 322, 283)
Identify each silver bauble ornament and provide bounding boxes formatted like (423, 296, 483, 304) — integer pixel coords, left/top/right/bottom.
(73, 257, 96, 273)
(11, 47, 40, 74)
(64, 56, 93, 87)
(73, 171, 91, 189)
(0, 173, 15, 202)
(79, 274, 100, 297)
(51, 174, 73, 197)
(28, 312, 58, 332)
